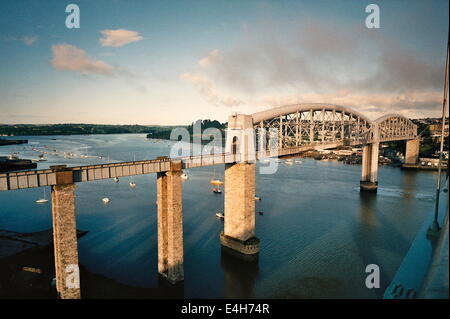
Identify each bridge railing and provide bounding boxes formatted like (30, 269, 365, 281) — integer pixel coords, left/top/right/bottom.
(179, 152, 241, 168)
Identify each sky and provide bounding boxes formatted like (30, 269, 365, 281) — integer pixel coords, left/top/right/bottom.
(0, 0, 448, 125)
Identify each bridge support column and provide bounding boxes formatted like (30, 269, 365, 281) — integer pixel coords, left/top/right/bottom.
(405, 138, 420, 165)
(360, 143, 379, 192)
(157, 164, 184, 284)
(51, 183, 81, 299)
(221, 162, 259, 255)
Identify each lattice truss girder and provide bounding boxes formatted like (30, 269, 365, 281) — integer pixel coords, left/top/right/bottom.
(255, 109, 372, 149)
(376, 117, 417, 142)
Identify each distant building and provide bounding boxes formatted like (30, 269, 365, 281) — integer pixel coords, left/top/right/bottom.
(419, 158, 448, 168)
(334, 149, 353, 156)
(428, 122, 449, 140)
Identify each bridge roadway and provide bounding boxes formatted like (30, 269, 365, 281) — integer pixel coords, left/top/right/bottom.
(0, 141, 344, 192)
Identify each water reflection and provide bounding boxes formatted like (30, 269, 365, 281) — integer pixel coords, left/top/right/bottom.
(157, 276, 184, 299)
(358, 191, 377, 227)
(356, 191, 388, 298)
(403, 170, 418, 189)
(0, 135, 438, 298)
(220, 247, 259, 298)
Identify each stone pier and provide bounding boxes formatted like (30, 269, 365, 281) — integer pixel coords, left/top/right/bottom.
(51, 181, 81, 299)
(156, 162, 184, 284)
(405, 138, 420, 165)
(221, 162, 259, 255)
(360, 143, 379, 192)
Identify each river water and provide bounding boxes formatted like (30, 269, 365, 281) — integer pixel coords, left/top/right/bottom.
(0, 134, 439, 298)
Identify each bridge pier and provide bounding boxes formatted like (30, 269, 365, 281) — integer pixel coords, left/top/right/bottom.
(360, 143, 379, 192)
(51, 182, 81, 299)
(156, 162, 184, 284)
(405, 138, 420, 165)
(221, 162, 259, 255)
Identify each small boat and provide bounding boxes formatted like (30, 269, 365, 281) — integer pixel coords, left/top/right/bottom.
(295, 159, 303, 164)
(181, 173, 189, 180)
(254, 196, 262, 201)
(8, 154, 19, 160)
(212, 188, 222, 194)
(129, 172, 136, 188)
(258, 211, 264, 216)
(114, 177, 119, 183)
(36, 188, 48, 203)
(215, 212, 224, 219)
(210, 179, 224, 186)
(102, 197, 110, 204)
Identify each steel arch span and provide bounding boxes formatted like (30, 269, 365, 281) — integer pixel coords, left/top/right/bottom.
(247, 103, 417, 151)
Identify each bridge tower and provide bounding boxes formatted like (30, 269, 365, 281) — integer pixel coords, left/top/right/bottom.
(50, 165, 81, 299)
(221, 114, 260, 256)
(156, 160, 184, 284)
(404, 138, 420, 165)
(360, 124, 379, 192)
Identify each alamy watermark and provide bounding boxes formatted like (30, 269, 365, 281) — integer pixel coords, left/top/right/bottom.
(65, 264, 80, 289)
(167, 123, 280, 175)
(65, 4, 80, 29)
(365, 264, 380, 289)
(365, 4, 380, 29)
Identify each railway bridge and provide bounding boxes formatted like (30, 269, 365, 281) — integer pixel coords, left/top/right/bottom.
(0, 103, 418, 298)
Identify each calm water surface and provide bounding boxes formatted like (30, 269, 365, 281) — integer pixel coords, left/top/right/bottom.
(0, 134, 438, 298)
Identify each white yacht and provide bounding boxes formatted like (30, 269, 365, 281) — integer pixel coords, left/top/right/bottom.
(215, 212, 224, 219)
(36, 188, 48, 203)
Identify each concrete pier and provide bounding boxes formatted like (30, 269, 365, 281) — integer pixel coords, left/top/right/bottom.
(157, 164, 184, 284)
(51, 183, 81, 299)
(221, 162, 259, 255)
(360, 143, 379, 192)
(405, 138, 420, 165)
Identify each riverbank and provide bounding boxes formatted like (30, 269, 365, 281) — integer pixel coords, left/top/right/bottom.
(0, 228, 183, 298)
(0, 138, 28, 146)
(0, 156, 37, 173)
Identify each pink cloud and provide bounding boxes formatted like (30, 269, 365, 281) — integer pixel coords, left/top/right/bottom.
(51, 44, 117, 76)
(100, 29, 144, 47)
(22, 36, 38, 45)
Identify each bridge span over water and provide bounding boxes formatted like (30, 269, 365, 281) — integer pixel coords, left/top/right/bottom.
(0, 103, 420, 298)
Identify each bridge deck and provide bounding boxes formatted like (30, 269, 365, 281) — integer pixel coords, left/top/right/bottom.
(0, 140, 384, 191)
(0, 153, 240, 191)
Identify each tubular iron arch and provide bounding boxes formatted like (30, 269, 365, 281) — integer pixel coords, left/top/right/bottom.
(371, 114, 418, 142)
(251, 103, 372, 149)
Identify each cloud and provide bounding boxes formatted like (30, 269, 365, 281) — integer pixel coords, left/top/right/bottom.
(199, 49, 220, 67)
(180, 17, 444, 118)
(253, 90, 442, 120)
(51, 44, 119, 76)
(22, 36, 38, 45)
(180, 72, 242, 107)
(1, 35, 38, 45)
(100, 29, 144, 47)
